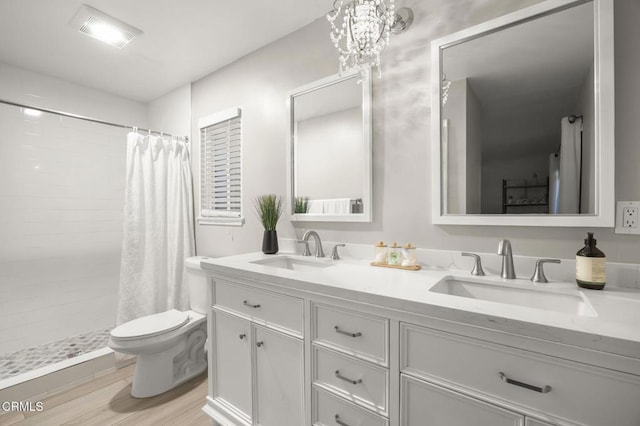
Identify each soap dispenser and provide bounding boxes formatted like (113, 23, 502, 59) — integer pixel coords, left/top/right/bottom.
(576, 232, 606, 290)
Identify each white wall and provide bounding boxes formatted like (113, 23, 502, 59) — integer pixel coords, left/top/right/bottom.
(192, 21, 338, 256)
(0, 62, 147, 126)
(0, 63, 148, 355)
(192, 0, 640, 266)
(147, 84, 192, 139)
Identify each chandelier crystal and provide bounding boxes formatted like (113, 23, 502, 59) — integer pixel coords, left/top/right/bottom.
(327, 0, 413, 78)
(441, 74, 452, 106)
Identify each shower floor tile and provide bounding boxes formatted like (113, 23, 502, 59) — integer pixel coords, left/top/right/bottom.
(0, 327, 113, 381)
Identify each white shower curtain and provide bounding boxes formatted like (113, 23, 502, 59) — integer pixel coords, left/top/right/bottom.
(557, 116, 582, 214)
(116, 133, 195, 325)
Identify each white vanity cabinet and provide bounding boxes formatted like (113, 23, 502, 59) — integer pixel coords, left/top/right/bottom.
(202, 257, 640, 426)
(311, 303, 391, 424)
(401, 374, 525, 426)
(206, 278, 305, 426)
(253, 325, 304, 426)
(400, 322, 640, 426)
(210, 309, 253, 423)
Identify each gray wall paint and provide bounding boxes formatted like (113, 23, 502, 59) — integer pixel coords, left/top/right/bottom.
(297, 107, 364, 200)
(192, 0, 640, 265)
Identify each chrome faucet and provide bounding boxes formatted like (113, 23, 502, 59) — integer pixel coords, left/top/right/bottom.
(461, 252, 485, 276)
(497, 239, 516, 279)
(531, 259, 561, 283)
(301, 230, 325, 257)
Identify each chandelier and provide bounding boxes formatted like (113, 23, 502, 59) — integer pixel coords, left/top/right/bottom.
(327, 0, 413, 78)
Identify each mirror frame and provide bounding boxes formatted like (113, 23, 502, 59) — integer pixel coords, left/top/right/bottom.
(430, 0, 614, 227)
(287, 68, 373, 223)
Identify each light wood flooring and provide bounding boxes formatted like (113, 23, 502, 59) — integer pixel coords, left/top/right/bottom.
(0, 363, 209, 426)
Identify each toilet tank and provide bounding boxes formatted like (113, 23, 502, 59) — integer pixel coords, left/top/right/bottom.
(184, 256, 210, 314)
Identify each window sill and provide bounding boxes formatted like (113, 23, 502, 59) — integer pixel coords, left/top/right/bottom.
(197, 217, 245, 227)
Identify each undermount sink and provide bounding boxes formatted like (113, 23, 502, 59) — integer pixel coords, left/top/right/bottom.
(251, 255, 332, 271)
(430, 277, 598, 317)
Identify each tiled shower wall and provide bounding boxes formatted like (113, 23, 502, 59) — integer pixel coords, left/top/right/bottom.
(0, 103, 127, 355)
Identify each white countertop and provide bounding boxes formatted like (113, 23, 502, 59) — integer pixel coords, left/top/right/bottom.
(201, 252, 640, 366)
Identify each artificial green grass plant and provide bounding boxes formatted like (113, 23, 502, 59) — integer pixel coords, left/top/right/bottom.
(254, 194, 283, 231)
(294, 196, 309, 214)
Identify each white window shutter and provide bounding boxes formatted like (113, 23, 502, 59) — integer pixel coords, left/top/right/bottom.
(198, 108, 244, 226)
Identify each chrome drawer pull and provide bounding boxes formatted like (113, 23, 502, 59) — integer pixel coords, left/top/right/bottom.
(499, 372, 551, 393)
(334, 326, 362, 338)
(243, 300, 261, 308)
(238, 333, 246, 340)
(335, 370, 362, 385)
(256, 341, 264, 347)
(334, 414, 351, 426)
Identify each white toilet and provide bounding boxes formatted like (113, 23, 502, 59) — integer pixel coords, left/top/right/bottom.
(109, 256, 209, 398)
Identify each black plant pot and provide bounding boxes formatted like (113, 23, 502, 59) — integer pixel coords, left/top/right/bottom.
(262, 230, 279, 254)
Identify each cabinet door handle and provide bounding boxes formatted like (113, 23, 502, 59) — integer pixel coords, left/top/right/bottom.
(238, 333, 246, 340)
(256, 341, 264, 348)
(243, 300, 261, 308)
(499, 372, 552, 393)
(334, 414, 351, 426)
(335, 370, 362, 385)
(334, 326, 362, 338)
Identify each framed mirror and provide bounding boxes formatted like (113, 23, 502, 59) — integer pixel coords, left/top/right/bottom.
(431, 0, 614, 227)
(287, 69, 372, 222)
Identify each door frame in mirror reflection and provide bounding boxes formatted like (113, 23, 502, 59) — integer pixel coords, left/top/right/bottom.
(287, 68, 373, 223)
(430, 0, 614, 227)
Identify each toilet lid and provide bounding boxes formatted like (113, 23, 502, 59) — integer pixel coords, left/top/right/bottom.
(111, 309, 190, 340)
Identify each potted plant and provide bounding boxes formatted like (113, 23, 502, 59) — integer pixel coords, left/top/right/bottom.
(294, 196, 309, 214)
(254, 194, 283, 254)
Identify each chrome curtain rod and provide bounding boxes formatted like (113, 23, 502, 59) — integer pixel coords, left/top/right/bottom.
(0, 98, 189, 142)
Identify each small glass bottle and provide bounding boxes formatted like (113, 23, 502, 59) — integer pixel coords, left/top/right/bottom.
(374, 241, 388, 264)
(388, 242, 401, 265)
(401, 243, 417, 267)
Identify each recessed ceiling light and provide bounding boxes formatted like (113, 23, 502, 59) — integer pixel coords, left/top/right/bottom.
(69, 4, 143, 49)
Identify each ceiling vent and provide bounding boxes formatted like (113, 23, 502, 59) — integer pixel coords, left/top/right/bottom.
(69, 4, 143, 48)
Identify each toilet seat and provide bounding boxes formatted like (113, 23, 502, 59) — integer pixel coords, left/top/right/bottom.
(111, 309, 190, 340)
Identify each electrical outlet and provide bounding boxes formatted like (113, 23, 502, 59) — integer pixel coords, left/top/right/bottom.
(623, 206, 638, 228)
(615, 201, 640, 234)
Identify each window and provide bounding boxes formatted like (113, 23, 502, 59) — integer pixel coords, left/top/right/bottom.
(198, 107, 243, 226)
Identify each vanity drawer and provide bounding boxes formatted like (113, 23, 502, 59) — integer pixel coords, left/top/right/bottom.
(312, 386, 388, 426)
(313, 304, 388, 366)
(401, 323, 640, 426)
(214, 279, 303, 337)
(313, 347, 388, 416)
